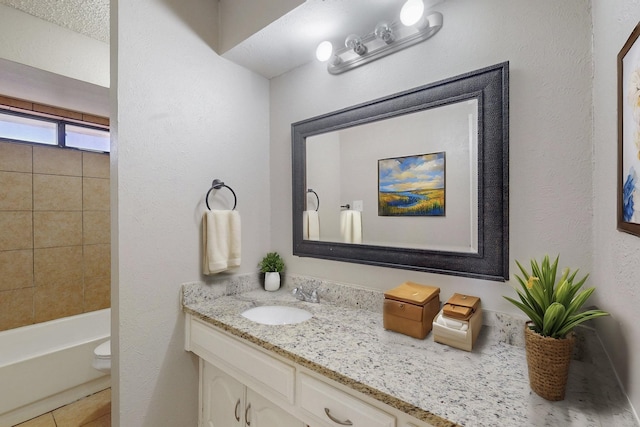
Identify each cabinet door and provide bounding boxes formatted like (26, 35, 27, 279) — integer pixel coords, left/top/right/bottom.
(247, 389, 304, 427)
(202, 362, 244, 427)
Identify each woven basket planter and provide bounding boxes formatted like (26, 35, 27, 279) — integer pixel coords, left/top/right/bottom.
(524, 323, 575, 401)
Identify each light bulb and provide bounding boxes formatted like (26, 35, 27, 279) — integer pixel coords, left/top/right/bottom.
(400, 0, 425, 26)
(374, 22, 395, 44)
(315, 41, 333, 62)
(345, 34, 367, 56)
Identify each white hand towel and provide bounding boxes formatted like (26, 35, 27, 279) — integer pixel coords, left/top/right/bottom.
(351, 210, 362, 244)
(227, 211, 241, 268)
(303, 210, 320, 240)
(202, 210, 241, 275)
(340, 210, 362, 244)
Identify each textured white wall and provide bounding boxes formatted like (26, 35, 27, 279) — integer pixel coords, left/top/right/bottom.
(0, 3, 108, 87)
(217, 0, 304, 54)
(592, 0, 640, 415)
(271, 0, 593, 310)
(112, 0, 270, 425)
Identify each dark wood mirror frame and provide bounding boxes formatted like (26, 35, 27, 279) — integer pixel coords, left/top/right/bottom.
(292, 62, 509, 281)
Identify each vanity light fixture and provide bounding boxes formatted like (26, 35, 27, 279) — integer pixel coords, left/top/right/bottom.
(316, 0, 443, 75)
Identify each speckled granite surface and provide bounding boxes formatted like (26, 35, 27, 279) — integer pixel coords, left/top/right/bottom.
(182, 275, 638, 427)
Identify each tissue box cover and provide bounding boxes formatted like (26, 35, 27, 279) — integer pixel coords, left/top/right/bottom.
(433, 307, 483, 351)
(383, 281, 440, 339)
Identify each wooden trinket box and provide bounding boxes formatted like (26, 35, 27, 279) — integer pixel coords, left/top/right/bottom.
(383, 281, 440, 339)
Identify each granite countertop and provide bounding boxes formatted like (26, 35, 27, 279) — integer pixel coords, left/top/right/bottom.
(182, 279, 637, 427)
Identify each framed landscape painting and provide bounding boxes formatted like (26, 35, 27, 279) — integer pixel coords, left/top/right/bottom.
(378, 152, 445, 216)
(618, 22, 640, 237)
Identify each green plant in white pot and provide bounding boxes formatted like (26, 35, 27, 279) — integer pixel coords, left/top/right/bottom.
(504, 255, 609, 401)
(258, 252, 285, 291)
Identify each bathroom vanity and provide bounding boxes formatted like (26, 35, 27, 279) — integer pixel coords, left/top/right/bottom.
(188, 315, 402, 427)
(182, 279, 637, 427)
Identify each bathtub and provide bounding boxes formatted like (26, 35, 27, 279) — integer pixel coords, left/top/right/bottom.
(0, 309, 111, 426)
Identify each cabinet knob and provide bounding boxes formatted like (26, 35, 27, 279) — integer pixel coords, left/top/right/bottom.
(324, 408, 353, 425)
(234, 399, 240, 422)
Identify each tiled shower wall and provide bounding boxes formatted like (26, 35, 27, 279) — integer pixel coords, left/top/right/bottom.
(0, 140, 110, 331)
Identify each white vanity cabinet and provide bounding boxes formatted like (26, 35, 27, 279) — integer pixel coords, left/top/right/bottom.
(201, 361, 303, 427)
(185, 314, 436, 427)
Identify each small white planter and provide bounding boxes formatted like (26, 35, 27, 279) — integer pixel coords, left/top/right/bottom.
(264, 272, 281, 292)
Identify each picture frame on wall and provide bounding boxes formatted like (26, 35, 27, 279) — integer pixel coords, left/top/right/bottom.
(618, 22, 640, 237)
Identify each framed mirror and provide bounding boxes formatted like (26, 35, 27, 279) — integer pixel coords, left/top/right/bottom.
(292, 62, 509, 281)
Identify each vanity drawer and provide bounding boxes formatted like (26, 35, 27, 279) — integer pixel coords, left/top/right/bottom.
(297, 372, 395, 427)
(189, 317, 295, 404)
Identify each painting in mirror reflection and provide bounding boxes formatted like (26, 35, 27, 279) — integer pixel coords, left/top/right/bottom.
(378, 151, 445, 217)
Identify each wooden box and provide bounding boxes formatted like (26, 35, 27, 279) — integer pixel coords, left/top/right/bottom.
(432, 307, 483, 352)
(383, 282, 440, 339)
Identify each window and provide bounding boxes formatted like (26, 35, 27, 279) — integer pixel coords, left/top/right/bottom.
(66, 124, 110, 152)
(0, 110, 110, 152)
(0, 112, 58, 145)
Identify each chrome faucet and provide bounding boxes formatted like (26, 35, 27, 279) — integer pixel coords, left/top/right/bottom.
(292, 287, 319, 303)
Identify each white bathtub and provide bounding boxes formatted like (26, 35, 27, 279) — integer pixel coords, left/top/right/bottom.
(0, 309, 111, 426)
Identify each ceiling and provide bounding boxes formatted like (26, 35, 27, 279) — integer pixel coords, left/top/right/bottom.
(0, 0, 109, 43)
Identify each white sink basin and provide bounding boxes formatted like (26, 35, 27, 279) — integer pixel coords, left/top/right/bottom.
(241, 305, 312, 325)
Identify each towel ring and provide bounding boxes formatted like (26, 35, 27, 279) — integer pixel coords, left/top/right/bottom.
(206, 179, 237, 210)
(307, 189, 320, 211)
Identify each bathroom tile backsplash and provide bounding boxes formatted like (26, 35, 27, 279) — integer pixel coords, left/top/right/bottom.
(0, 249, 32, 291)
(33, 174, 83, 211)
(0, 288, 34, 330)
(82, 152, 109, 178)
(34, 246, 84, 286)
(33, 145, 82, 176)
(34, 281, 85, 323)
(83, 178, 110, 210)
(0, 171, 32, 210)
(0, 141, 111, 331)
(0, 141, 31, 172)
(0, 211, 33, 251)
(34, 211, 84, 248)
(82, 211, 110, 245)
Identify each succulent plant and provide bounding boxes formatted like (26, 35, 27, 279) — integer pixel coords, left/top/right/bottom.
(504, 255, 609, 339)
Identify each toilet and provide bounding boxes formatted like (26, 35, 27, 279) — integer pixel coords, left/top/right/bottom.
(92, 340, 111, 374)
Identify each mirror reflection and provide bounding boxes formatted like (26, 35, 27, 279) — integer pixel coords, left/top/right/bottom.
(304, 100, 478, 252)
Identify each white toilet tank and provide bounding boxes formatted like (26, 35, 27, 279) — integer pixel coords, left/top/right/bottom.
(92, 340, 111, 374)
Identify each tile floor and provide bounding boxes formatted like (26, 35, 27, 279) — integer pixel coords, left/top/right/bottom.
(13, 388, 110, 427)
